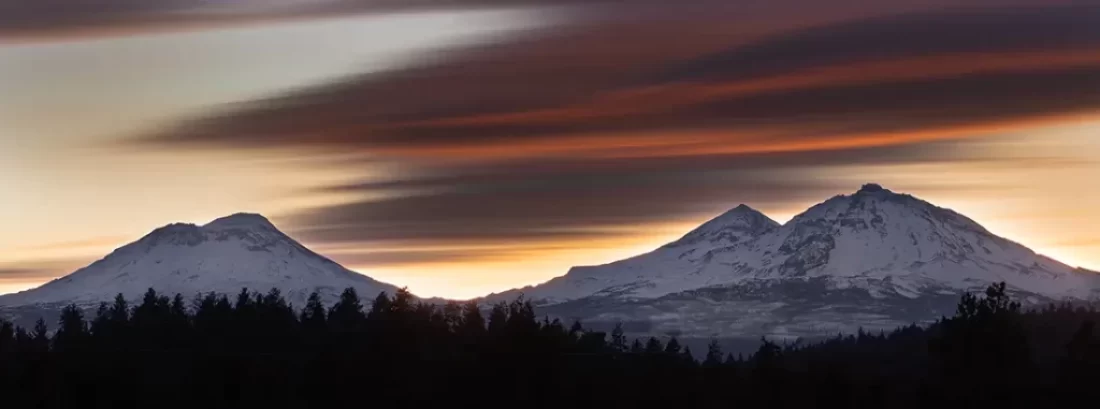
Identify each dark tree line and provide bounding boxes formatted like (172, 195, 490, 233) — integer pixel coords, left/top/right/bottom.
(2, 283, 1100, 408)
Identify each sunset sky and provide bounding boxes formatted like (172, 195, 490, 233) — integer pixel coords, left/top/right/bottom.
(2, 0, 1099, 299)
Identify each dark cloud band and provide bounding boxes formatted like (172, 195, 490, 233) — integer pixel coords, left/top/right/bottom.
(137, 3, 1100, 266)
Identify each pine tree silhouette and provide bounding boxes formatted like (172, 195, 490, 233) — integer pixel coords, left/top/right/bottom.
(0, 283, 1096, 408)
(487, 302, 508, 337)
(54, 304, 87, 353)
(664, 337, 682, 354)
(645, 337, 664, 354)
(723, 352, 738, 367)
(459, 301, 486, 339)
(328, 288, 365, 332)
(610, 323, 627, 353)
(704, 338, 723, 367)
(300, 292, 328, 332)
(681, 346, 696, 366)
(109, 293, 130, 325)
(31, 318, 49, 348)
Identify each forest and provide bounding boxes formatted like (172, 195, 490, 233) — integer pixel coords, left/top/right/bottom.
(2, 282, 1100, 408)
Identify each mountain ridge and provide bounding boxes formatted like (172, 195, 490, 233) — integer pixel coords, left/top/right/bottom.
(0, 213, 398, 309)
(3, 186, 1096, 338)
(663, 204, 779, 249)
(487, 184, 1099, 337)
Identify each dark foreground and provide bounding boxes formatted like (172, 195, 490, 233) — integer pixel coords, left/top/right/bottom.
(1, 283, 1099, 408)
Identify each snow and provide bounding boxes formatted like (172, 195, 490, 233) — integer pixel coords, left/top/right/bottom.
(666, 204, 779, 249)
(501, 185, 1100, 304)
(6, 183, 1097, 330)
(490, 204, 780, 304)
(0, 214, 398, 308)
(203, 212, 278, 230)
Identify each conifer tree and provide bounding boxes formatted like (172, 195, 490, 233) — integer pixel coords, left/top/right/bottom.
(14, 327, 30, 347)
(137, 288, 160, 313)
(578, 331, 607, 352)
(31, 318, 50, 353)
(261, 288, 284, 307)
(681, 346, 696, 365)
(300, 292, 327, 331)
(704, 339, 724, 367)
(32, 318, 48, 342)
(664, 337, 682, 354)
(391, 288, 415, 317)
(3, 283, 1096, 408)
(90, 302, 110, 338)
(487, 302, 509, 336)
(367, 291, 391, 322)
(645, 337, 664, 354)
(459, 301, 486, 339)
(0, 319, 14, 352)
(133, 288, 169, 335)
(170, 294, 187, 317)
(235, 288, 255, 311)
(568, 320, 584, 339)
(755, 337, 782, 367)
(505, 299, 538, 338)
(328, 288, 365, 332)
(54, 304, 88, 353)
(724, 352, 738, 367)
(441, 301, 464, 331)
(109, 293, 129, 324)
(610, 323, 627, 353)
(933, 282, 1034, 406)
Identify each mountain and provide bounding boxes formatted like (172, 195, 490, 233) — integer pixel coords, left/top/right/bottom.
(5, 187, 1096, 340)
(494, 204, 781, 304)
(0, 213, 398, 310)
(496, 184, 1100, 338)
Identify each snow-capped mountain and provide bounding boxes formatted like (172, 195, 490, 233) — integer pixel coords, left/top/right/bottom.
(0, 213, 397, 309)
(497, 184, 1100, 338)
(493, 204, 781, 304)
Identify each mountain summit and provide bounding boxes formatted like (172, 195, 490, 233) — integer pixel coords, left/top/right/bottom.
(0, 214, 397, 308)
(204, 212, 279, 230)
(666, 204, 779, 249)
(498, 185, 1100, 337)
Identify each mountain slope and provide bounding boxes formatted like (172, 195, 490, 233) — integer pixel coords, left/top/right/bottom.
(503, 184, 1100, 337)
(492, 204, 779, 303)
(692, 183, 1097, 299)
(0, 213, 397, 308)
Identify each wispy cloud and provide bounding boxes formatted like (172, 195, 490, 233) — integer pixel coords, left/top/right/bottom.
(129, 2, 1100, 270)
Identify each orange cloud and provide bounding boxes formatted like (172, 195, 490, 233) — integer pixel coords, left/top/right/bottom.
(378, 48, 1100, 132)
(359, 110, 1098, 162)
(131, 4, 1100, 290)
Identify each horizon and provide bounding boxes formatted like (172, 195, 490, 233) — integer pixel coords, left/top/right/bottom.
(3, 0, 1099, 299)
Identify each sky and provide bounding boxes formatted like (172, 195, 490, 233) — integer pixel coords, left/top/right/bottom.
(1, 0, 1099, 299)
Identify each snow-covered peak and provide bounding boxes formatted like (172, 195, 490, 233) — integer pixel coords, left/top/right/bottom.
(667, 204, 778, 248)
(134, 213, 286, 250)
(857, 183, 887, 194)
(204, 213, 277, 231)
(0, 213, 398, 308)
(790, 184, 990, 237)
(504, 184, 1099, 304)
